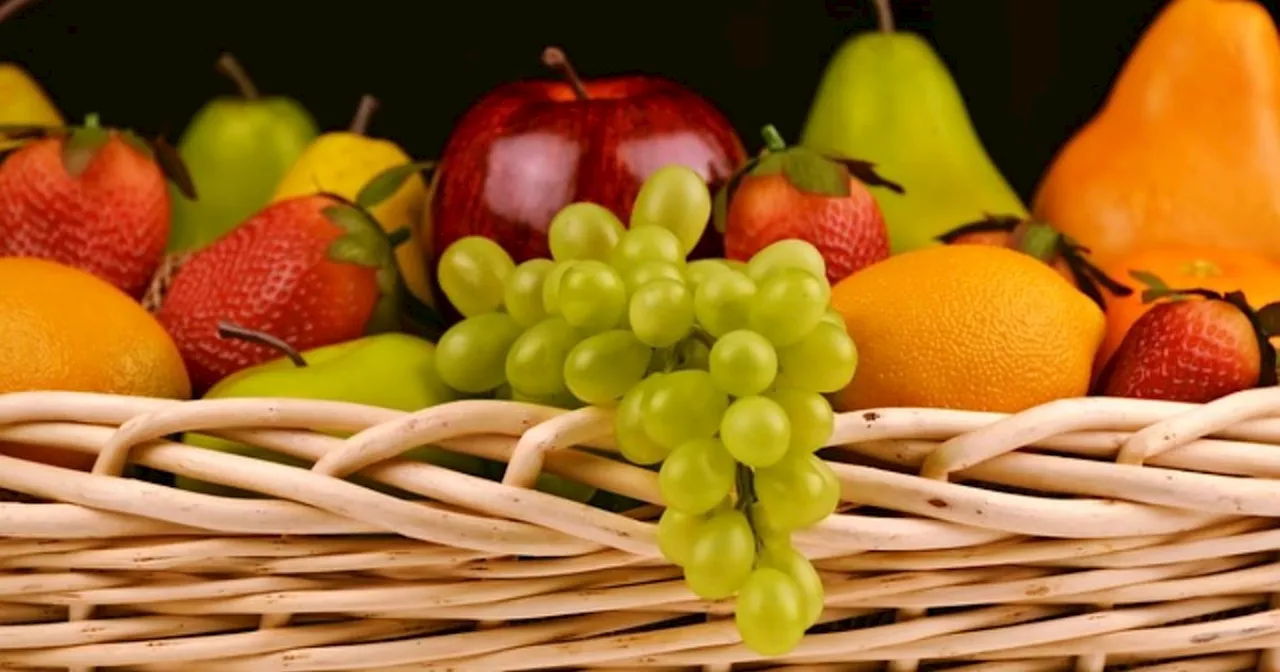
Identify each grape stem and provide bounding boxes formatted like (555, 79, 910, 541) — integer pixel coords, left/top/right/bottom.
(689, 326, 718, 351)
(735, 463, 757, 512)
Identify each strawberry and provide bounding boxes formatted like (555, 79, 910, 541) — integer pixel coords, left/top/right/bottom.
(715, 124, 900, 285)
(1093, 276, 1279, 403)
(154, 192, 403, 392)
(940, 215, 1133, 308)
(0, 117, 194, 298)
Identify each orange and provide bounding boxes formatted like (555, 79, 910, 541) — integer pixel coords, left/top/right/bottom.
(830, 245, 1105, 413)
(0, 258, 190, 470)
(1096, 246, 1280, 368)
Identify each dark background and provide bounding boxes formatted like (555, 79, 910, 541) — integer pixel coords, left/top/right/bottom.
(4, 0, 1270, 201)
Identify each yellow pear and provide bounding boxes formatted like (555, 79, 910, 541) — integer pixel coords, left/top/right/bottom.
(0, 1, 64, 149)
(272, 95, 434, 307)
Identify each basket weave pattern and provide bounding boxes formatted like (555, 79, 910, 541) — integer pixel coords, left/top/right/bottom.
(0, 386, 1278, 671)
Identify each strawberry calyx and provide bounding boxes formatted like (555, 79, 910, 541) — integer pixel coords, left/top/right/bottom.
(1129, 272, 1280, 387)
(319, 200, 403, 335)
(712, 123, 904, 233)
(941, 214, 1133, 308)
(0, 116, 197, 199)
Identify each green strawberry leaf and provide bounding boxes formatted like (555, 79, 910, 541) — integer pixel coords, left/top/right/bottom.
(323, 205, 387, 268)
(322, 204, 403, 334)
(147, 134, 198, 200)
(61, 123, 110, 178)
(936, 213, 1021, 243)
(824, 156, 905, 194)
(355, 160, 436, 210)
(711, 155, 761, 234)
(1253, 302, 1280, 339)
(1014, 221, 1061, 262)
(1129, 270, 1181, 304)
(780, 148, 851, 198)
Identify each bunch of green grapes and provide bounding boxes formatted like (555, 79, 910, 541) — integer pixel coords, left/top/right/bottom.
(432, 164, 858, 657)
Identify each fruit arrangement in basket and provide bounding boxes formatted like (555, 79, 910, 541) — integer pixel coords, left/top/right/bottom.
(3, 0, 1280, 665)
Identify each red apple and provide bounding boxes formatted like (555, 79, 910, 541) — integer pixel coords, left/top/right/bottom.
(427, 47, 747, 275)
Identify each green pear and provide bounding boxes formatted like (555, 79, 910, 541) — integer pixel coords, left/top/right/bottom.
(167, 53, 318, 253)
(177, 327, 596, 503)
(799, 0, 1026, 255)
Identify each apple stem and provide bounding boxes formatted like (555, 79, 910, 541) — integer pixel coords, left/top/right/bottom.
(0, 0, 39, 26)
(872, 0, 895, 33)
(541, 46, 590, 101)
(83, 113, 101, 129)
(761, 125, 787, 153)
(349, 95, 379, 135)
(215, 53, 260, 100)
(217, 321, 308, 368)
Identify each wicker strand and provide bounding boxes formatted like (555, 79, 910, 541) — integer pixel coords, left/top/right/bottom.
(0, 389, 1275, 670)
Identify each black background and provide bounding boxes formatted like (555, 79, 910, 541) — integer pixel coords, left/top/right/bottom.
(4, 0, 1272, 201)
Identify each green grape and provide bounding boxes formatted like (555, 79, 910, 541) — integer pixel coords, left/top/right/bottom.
(747, 239, 828, 285)
(434, 313, 523, 393)
(684, 508, 756, 600)
(754, 453, 842, 531)
(611, 224, 684, 270)
(766, 389, 835, 455)
(724, 259, 749, 273)
(563, 330, 651, 406)
(721, 396, 791, 468)
(621, 260, 686, 294)
(630, 164, 712, 255)
(750, 268, 830, 347)
(709, 330, 777, 397)
(693, 271, 756, 337)
(658, 437, 735, 514)
(558, 260, 627, 332)
(735, 567, 808, 656)
(760, 541, 825, 627)
(437, 236, 516, 317)
(541, 262, 573, 315)
(503, 258, 555, 327)
(643, 369, 728, 450)
(616, 373, 671, 464)
(819, 307, 848, 332)
(776, 322, 859, 393)
(657, 507, 707, 566)
(673, 335, 711, 371)
(630, 278, 695, 347)
(548, 202, 626, 262)
(505, 317, 583, 397)
(685, 258, 732, 291)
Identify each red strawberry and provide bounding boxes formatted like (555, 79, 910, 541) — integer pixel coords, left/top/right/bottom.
(716, 124, 899, 285)
(939, 215, 1133, 308)
(154, 194, 401, 392)
(1093, 282, 1278, 403)
(0, 119, 192, 298)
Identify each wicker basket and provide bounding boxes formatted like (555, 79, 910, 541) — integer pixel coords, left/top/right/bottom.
(0, 385, 1278, 672)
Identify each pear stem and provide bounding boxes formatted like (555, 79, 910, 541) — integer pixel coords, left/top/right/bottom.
(760, 125, 787, 153)
(0, 0, 39, 26)
(217, 321, 307, 368)
(872, 0, 895, 33)
(349, 95, 379, 136)
(541, 47, 590, 101)
(215, 53, 260, 100)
